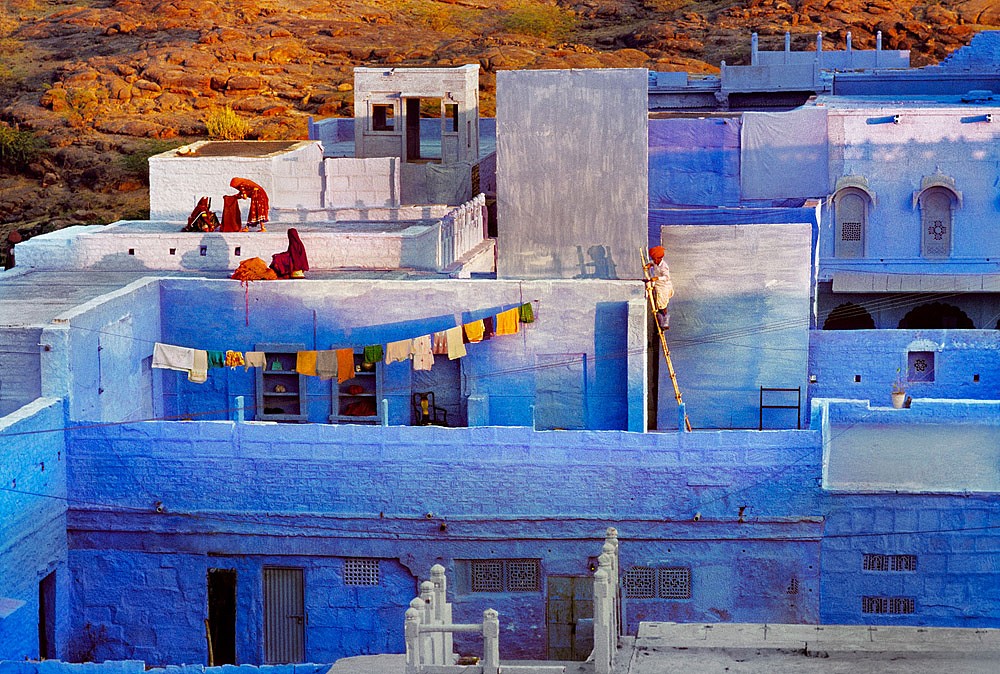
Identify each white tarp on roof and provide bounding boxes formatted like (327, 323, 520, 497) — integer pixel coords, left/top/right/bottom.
(740, 107, 829, 200)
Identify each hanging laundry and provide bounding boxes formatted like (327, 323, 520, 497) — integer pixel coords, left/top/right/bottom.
(316, 351, 338, 381)
(464, 320, 485, 343)
(224, 351, 245, 369)
(432, 331, 449, 355)
(207, 350, 227, 369)
(495, 308, 519, 335)
(411, 335, 434, 371)
(386, 339, 412, 364)
(220, 193, 243, 232)
(244, 351, 267, 370)
(519, 302, 535, 323)
(152, 343, 195, 373)
(336, 348, 356, 384)
(445, 326, 466, 360)
(296, 351, 318, 376)
(364, 345, 383, 364)
(483, 316, 495, 340)
(189, 350, 208, 384)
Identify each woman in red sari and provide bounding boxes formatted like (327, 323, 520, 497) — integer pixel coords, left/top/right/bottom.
(270, 228, 309, 278)
(229, 177, 269, 231)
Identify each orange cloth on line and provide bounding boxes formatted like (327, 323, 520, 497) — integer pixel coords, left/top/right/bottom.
(224, 350, 245, 369)
(296, 351, 318, 376)
(495, 308, 520, 335)
(464, 320, 485, 343)
(336, 348, 356, 384)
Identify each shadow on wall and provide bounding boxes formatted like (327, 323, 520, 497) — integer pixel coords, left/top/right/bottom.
(92, 252, 152, 272)
(574, 245, 618, 279)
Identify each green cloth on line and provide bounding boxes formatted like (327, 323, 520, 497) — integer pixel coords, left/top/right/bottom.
(519, 302, 534, 323)
(207, 350, 226, 368)
(364, 344, 383, 364)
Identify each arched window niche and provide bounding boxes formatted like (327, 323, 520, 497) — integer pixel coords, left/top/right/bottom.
(913, 174, 962, 259)
(832, 176, 875, 258)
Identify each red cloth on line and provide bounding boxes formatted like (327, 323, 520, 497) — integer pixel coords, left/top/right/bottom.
(230, 177, 269, 227)
(220, 194, 242, 232)
(270, 228, 309, 278)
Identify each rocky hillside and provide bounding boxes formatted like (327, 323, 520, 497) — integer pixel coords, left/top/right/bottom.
(0, 0, 997, 239)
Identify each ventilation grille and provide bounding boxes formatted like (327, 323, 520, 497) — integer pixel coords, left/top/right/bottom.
(863, 554, 918, 572)
(470, 559, 539, 593)
(862, 596, 915, 614)
(344, 558, 380, 586)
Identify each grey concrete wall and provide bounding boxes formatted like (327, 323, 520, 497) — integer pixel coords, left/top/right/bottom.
(496, 69, 648, 280)
(658, 224, 812, 429)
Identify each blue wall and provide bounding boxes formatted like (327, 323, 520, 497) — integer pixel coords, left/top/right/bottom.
(0, 399, 69, 660)
(822, 493, 1000, 627)
(809, 330, 1000, 405)
(64, 421, 824, 662)
(155, 279, 643, 430)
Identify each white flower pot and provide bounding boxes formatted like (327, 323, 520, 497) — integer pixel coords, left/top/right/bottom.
(891, 391, 906, 409)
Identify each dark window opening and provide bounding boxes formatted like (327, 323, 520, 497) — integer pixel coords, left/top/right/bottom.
(405, 97, 442, 162)
(207, 569, 237, 666)
(372, 104, 394, 131)
(39, 571, 56, 660)
(898, 302, 973, 329)
(823, 302, 876, 330)
(446, 103, 458, 132)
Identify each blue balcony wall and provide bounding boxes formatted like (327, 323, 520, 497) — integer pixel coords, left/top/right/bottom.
(0, 399, 69, 660)
(156, 279, 645, 431)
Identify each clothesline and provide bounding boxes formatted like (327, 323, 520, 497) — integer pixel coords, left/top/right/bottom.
(152, 303, 536, 384)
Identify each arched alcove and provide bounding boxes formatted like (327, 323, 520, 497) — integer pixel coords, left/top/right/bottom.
(823, 302, 876, 330)
(898, 302, 974, 329)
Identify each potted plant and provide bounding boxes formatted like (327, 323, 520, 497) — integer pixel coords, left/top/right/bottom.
(891, 368, 907, 409)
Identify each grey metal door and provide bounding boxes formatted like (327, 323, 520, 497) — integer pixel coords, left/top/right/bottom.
(547, 575, 593, 660)
(263, 567, 305, 663)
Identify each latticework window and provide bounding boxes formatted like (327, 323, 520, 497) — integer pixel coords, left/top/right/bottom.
(344, 558, 380, 586)
(470, 559, 539, 593)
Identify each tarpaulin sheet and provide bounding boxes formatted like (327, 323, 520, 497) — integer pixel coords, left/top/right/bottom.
(740, 107, 829, 200)
(649, 117, 741, 208)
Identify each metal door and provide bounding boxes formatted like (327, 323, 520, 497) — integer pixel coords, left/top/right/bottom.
(263, 567, 305, 663)
(547, 575, 593, 660)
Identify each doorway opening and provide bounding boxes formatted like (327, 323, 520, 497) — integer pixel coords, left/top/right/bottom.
(207, 569, 237, 665)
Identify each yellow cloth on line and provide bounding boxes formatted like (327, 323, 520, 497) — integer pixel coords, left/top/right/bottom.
(495, 308, 520, 335)
(296, 350, 318, 376)
(445, 326, 466, 360)
(464, 320, 485, 343)
(336, 348, 356, 383)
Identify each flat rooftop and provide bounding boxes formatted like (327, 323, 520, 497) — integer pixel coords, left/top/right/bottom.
(324, 622, 1000, 673)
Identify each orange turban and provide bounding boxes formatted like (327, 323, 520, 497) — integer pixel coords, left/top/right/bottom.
(649, 246, 665, 261)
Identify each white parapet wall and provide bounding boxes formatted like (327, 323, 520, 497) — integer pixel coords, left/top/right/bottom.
(149, 140, 325, 222)
(14, 223, 442, 272)
(323, 157, 400, 209)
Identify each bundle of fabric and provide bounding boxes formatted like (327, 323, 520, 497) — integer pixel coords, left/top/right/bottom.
(231, 257, 277, 281)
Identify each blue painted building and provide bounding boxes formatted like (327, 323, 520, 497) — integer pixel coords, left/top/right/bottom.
(2, 31, 1000, 668)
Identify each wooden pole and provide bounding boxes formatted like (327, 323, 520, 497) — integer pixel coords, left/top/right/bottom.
(204, 619, 214, 667)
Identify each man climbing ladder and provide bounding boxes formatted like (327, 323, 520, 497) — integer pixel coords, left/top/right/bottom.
(641, 246, 692, 431)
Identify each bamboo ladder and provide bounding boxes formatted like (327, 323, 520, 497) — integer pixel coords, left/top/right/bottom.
(640, 248, 692, 431)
